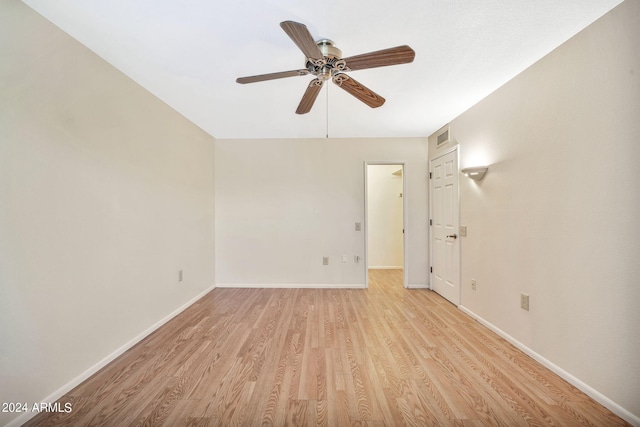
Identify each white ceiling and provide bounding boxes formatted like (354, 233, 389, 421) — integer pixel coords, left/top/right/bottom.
(22, 0, 622, 139)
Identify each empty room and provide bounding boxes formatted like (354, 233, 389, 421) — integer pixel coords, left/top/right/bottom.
(1, 0, 639, 425)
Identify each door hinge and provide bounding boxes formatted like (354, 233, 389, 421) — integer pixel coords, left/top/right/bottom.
(403, 229, 405, 234)
(430, 266, 433, 273)
(429, 172, 432, 179)
(429, 219, 432, 226)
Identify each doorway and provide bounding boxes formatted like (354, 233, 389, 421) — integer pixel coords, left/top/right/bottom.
(365, 163, 407, 288)
(429, 148, 460, 305)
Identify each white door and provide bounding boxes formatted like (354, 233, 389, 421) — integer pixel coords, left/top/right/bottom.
(430, 149, 460, 305)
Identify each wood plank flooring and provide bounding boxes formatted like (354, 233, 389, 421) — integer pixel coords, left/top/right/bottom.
(25, 270, 629, 426)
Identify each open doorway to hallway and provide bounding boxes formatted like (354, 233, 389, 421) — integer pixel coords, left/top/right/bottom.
(366, 164, 405, 288)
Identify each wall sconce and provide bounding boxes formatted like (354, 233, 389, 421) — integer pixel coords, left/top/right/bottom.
(461, 166, 488, 181)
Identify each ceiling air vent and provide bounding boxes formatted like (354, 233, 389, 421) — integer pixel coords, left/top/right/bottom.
(436, 127, 450, 147)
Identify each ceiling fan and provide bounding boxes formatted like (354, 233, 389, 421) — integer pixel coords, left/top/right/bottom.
(236, 21, 415, 114)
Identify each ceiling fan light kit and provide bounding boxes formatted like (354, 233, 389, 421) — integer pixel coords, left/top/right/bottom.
(237, 21, 415, 115)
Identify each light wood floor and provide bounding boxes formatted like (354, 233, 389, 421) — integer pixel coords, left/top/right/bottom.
(26, 270, 628, 426)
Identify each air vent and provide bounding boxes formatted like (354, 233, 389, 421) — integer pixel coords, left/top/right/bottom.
(436, 127, 450, 147)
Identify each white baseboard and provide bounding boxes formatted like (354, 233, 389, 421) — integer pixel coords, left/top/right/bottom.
(6, 284, 216, 427)
(368, 266, 404, 270)
(217, 282, 427, 290)
(458, 305, 640, 427)
(216, 283, 366, 289)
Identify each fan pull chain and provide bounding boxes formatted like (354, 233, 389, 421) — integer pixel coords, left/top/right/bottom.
(325, 84, 329, 139)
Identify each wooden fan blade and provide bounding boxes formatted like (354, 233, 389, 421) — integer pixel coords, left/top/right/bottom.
(342, 45, 415, 71)
(332, 74, 385, 108)
(280, 21, 323, 60)
(236, 69, 309, 84)
(296, 79, 324, 114)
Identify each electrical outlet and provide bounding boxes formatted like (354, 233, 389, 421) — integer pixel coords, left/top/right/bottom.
(323, 256, 329, 265)
(471, 279, 476, 290)
(178, 270, 183, 282)
(355, 222, 361, 231)
(521, 293, 530, 311)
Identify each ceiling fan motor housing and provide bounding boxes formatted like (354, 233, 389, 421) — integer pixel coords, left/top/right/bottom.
(306, 39, 347, 80)
(317, 39, 342, 58)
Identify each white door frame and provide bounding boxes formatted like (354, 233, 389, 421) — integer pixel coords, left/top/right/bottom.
(429, 146, 460, 304)
(364, 161, 408, 288)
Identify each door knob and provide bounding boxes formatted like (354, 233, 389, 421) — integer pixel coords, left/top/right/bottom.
(446, 234, 457, 239)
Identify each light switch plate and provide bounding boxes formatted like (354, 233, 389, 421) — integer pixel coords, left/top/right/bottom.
(460, 225, 467, 236)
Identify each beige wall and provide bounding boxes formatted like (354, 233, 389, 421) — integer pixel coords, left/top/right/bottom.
(215, 137, 428, 287)
(0, 2, 215, 425)
(431, 0, 639, 421)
